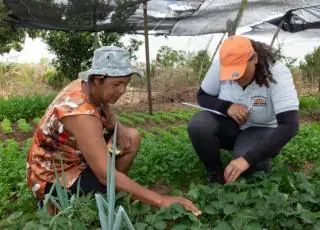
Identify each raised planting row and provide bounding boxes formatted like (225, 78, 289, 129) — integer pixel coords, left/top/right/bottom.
(0, 94, 56, 122)
(119, 109, 197, 127)
(0, 94, 319, 123)
(1, 123, 320, 229)
(0, 118, 40, 135)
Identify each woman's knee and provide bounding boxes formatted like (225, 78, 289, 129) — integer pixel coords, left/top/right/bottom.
(128, 128, 141, 155)
(188, 111, 219, 137)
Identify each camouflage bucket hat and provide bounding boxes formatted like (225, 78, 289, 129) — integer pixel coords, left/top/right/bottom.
(78, 46, 143, 81)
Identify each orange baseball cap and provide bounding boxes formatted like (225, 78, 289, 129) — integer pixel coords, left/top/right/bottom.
(219, 35, 254, 81)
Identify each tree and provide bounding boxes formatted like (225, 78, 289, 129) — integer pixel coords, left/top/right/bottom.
(41, 31, 142, 83)
(0, 1, 38, 54)
(188, 50, 211, 81)
(299, 46, 320, 92)
(273, 44, 297, 71)
(156, 46, 188, 68)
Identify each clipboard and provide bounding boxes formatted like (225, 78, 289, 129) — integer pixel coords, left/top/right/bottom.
(182, 102, 227, 117)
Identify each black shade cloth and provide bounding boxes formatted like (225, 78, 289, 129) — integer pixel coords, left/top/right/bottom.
(2, 0, 320, 35)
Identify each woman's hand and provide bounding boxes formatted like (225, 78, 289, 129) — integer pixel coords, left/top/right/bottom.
(227, 104, 249, 125)
(159, 195, 202, 216)
(224, 157, 250, 183)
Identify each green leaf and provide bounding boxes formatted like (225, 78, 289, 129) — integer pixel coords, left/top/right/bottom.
(134, 223, 148, 230)
(212, 201, 224, 210)
(172, 224, 189, 230)
(313, 220, 320, 229)
(204, 204, 218, 215)
(187, 188, 199, 199)
(154, 220, 166, 230)
(301, 212, 316, 224)
(7, 211, 23, 220)
(231, 217, 244, 230)
(223, 204, 237, 216)
(140, 204, 152, 215)
(171, 203, 186, 213)
(214, 221, 233, 230)
(243, 222, 262, 230)
(146, 214, 156, 225)
(280, 174, 296, 193)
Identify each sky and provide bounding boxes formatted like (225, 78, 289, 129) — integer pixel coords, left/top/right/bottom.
(1, 26, 320, 65)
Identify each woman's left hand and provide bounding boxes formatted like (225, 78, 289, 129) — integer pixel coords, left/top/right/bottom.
(224, 157, 250, 183)
(117, 123, 132, 156)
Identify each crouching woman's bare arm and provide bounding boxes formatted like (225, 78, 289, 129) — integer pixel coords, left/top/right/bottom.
(61, 115, 201, 216)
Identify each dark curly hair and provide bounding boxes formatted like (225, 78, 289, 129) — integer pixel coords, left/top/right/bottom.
(250, 39, 277, 87)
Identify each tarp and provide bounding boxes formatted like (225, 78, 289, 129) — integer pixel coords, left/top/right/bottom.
(266, 4, 320, 33)
(2, 0, 320, 35)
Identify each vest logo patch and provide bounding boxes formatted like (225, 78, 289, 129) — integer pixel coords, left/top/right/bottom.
(251, 96, 267, 108)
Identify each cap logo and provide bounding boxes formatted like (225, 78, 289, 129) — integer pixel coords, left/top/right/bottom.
(231, 71, 240, 79)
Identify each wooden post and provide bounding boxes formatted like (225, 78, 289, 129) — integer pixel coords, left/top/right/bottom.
(270, 20, 284, 47)
(94, 32, 99, 49)
(143, 0, 153, 115)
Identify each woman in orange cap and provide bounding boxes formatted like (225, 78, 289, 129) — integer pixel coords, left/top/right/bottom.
(188, 35, 299, 184)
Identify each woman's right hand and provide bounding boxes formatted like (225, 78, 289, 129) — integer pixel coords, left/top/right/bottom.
(159, 195, 202, 216)
(227, 103, 249, 125)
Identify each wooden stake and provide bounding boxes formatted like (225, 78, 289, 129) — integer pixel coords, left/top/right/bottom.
(143, 0, 153, 115)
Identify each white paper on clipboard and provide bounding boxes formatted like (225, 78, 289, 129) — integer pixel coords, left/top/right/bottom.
(182, 102, 227, 117)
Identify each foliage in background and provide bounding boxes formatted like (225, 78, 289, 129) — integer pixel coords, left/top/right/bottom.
(0, 1, 38, 54)
(42, 66, 67, 90)
(300, 46, 320, 92)
(156, 46, 189, 68)
(188, 50, 211, 81)
(40, 31, 142, 83)
(154, 46, 211, 86)
(0, 62, 56, 97)
(299, 96, 320, 112)
(273, 44, 297, 71)
(0, 94, 56, 121)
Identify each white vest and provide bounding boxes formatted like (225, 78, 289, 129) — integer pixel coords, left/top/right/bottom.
(201, 57, 299, 130)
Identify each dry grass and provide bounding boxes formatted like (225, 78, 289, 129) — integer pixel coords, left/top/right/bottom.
(1, 62, 318, 105)
(130, 66, 199, 90)
(292, 69, 320, 96)
(0, 63, 56, 98)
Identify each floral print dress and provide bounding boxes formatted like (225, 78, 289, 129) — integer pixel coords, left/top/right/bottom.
(27, 79, 112, 200)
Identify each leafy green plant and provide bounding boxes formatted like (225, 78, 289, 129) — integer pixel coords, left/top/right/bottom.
(32, 117, 41, 125)
(2, 113, 320, 229)
(119, 116, 135, 126)
(0, 118, 13, 134)
(280, 123, 320, 166)
(156, 112, 176, 123)
(0, 94, 56, 121)
(299, 96, 320, 112)
(120, 113, 146, 125)
(17, 119, 32, 134)
(0, 139, 35, 218)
